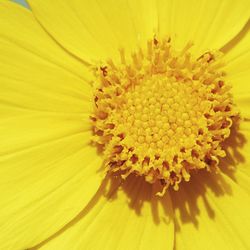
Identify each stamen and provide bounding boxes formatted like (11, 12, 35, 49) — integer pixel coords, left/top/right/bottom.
(91, 38, 238, 195)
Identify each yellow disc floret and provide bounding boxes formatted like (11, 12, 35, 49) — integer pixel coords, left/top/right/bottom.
(91, 37, 237, 195)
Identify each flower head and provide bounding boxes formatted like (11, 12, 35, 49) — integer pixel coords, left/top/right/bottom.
(92, 38, 238, 194)
(0, 0, 250, 249)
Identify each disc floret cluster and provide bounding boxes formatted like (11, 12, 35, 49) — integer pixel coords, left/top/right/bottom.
(91, 38, 237, 195)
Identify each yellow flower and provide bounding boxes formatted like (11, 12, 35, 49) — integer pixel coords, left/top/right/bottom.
(0, 0, 250, 249)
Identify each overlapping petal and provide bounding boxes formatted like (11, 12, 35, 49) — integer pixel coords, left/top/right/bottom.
(1, 0, 250, 249)
(27, 0, 158, 63)
(223, 24, 250, 119)
(157, 0, 250, 55)
(172, 170, 250, 250)
(0, 2, 103, 249)
(37, 176, 174, 250)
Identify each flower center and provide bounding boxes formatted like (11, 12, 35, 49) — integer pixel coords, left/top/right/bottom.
(91, 37, 237, 195)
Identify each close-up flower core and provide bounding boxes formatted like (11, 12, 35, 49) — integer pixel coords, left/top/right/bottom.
(1, 0, 250, 249)
(91, 38, 238, 195)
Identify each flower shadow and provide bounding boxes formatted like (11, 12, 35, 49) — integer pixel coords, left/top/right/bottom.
(167, 118, 246, 231)
(29, 120, 246, 250)
(105, 118, 246, 231)
(106, 173, 174, 226)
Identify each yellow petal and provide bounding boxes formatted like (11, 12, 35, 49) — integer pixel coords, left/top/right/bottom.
(171, 170, 250, 250)
(223, 23, 250, 119)
(0, 6, 94, 115)
(27, 0, 158, 63)
(127, 0, 158, 43)
(221, 120, 250, 194)
(36, 176, 174, 250)
(0, 2, 103, 249)
(172, 120, 250, 250)
(157, 0, 250, 55)
(0, 137, 103, 249)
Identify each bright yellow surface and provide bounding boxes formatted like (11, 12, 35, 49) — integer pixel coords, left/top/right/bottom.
(224, 28, 250, 119)
(38, 176, 174, 250)
(27, 0, 250, 61)
(92, 37, 236, 194)
(0, 1, 103, 249)
(0, 0, 250, 249)
(157, 0, 250, 55)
